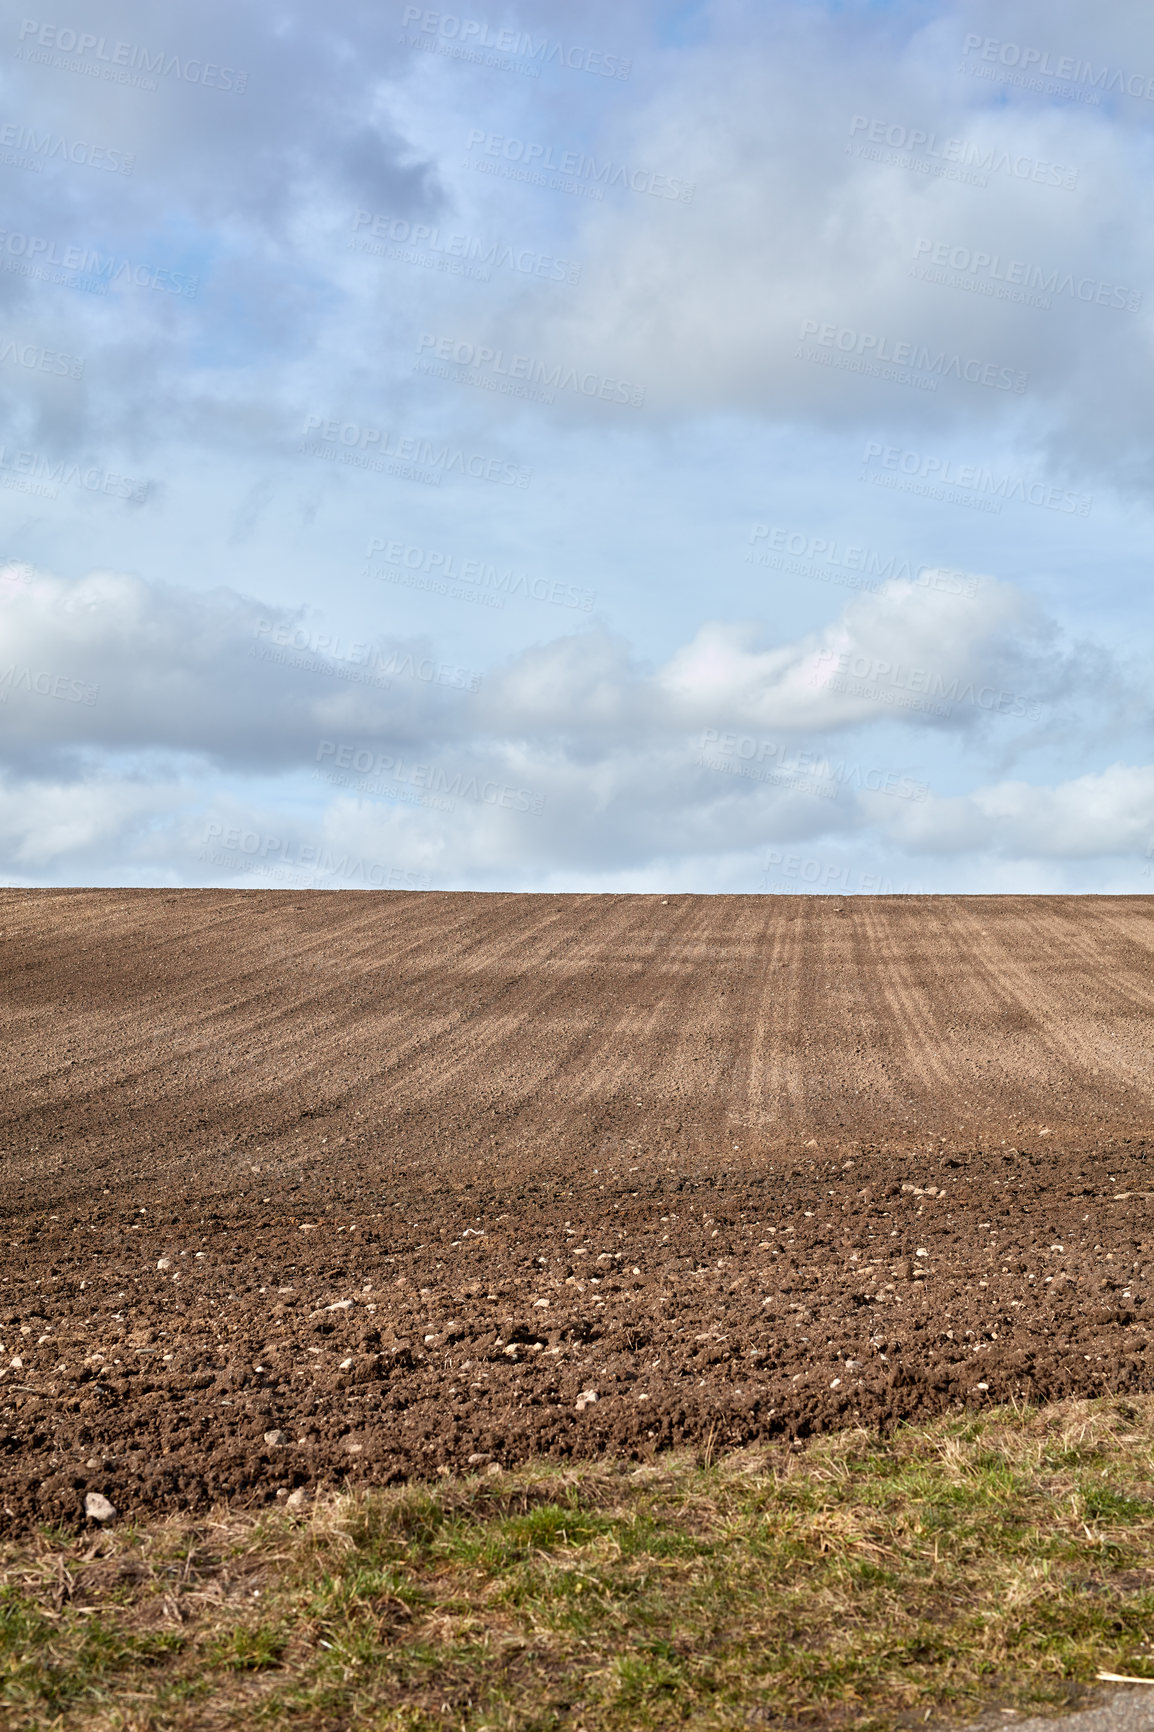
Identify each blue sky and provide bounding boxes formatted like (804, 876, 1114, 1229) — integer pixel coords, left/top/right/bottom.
(0, 0, 1152, 893)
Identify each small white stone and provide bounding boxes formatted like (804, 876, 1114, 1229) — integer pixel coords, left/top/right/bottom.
(286, 1487, 308, 1508)
(830, 1378, 841, 1389)
(264, 1429, 289, 1447)
(85, 1492, 116, 1522)
(156, 1258, 171, 1271)
(576, 1389, 599, 1411)
(916, 1249, 928, 1258)
(339, 1357, 354, 1370)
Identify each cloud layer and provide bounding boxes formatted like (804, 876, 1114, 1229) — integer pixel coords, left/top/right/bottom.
(0, 0, 1148, 891)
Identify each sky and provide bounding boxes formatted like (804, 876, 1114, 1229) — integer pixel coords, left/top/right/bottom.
(0, 0, 1152, 894)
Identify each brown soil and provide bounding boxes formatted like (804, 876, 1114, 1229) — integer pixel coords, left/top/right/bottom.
(1, 890, 1153, 1532)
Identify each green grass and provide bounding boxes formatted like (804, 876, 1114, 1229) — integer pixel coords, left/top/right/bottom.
(5, 1396, 1154, 1729)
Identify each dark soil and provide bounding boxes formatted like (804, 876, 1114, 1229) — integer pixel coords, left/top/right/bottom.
(1, 890, 1152, 1532)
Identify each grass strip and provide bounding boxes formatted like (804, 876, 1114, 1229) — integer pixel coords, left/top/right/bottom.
(4, 1395, 1154, 1729)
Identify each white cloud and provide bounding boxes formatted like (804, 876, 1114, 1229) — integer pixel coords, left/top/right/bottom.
(0, 773, 183, 870)
(488, 573, 1067, 737)
(455, 1, 1154, 491)
(1, 561, 1068, 775)
(0, 565, 473, 770)
(0, 558, 1134, 886)
(881, 763, 1154, 857)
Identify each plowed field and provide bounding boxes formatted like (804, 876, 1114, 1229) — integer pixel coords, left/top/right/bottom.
(2, 890, 1153, 1531)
